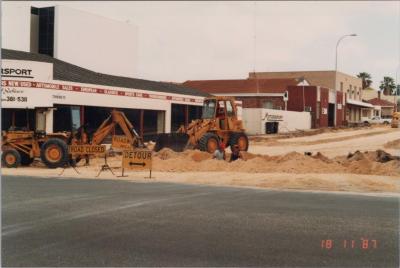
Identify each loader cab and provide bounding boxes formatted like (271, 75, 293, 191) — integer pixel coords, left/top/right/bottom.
(202, 99, 217, 119)
(201, 97, 238, 130)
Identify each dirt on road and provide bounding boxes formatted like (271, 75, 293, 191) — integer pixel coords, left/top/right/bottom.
(2, 126, 399, 194)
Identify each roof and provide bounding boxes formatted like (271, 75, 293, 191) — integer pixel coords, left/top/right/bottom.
(1, 49, 209, 97)
(346, 99, 374, 108)
(366, 98, 395, 107)
(182, 78, 304, 94)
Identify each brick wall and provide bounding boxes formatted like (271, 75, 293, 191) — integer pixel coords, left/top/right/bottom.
(319, 87, 329, 128)
(336, 91, 344, 126)
(287, 86, 318, 128)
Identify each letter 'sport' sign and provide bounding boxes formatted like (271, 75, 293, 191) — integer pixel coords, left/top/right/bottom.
(1, 59, 53, 81)
(1, 68, 33, 78)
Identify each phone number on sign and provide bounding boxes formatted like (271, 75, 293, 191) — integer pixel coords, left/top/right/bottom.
(4, 96, 28, 102)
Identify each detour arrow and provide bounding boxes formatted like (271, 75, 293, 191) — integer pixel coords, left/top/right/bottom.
(129, 162, 146, 167)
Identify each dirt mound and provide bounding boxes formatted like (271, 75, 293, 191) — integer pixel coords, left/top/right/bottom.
(384, 139, 400, 149)
(187, 150, 213, 162)
(152, 149, 400, 176)
(312, 152, 333, 163)
(154, 148, 180, 160)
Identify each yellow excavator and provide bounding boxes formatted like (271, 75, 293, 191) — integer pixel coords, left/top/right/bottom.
(1, 110, 144, 168)
(154, 96, 249, 153)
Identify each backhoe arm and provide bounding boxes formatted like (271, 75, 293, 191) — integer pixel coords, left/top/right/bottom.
(90, 110, 143, 147)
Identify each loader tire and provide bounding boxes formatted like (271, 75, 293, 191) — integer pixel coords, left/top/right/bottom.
(229, 132, 249, 152)
(20, 152, 34, 166)
(40, 138, 69, 169)
(198, 133, 219, 153)
(2, 149, 21, 168)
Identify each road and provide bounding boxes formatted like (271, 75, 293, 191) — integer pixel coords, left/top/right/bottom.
(2, 175, 399, 267)
(250, 127, 400, 157)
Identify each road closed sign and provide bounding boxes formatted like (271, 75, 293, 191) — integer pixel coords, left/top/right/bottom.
(122, 149, 152, 171)
(69, 145, 106, 155)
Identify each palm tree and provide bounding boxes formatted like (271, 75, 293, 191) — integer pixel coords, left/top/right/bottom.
(357, 72, 372, 89)
(379, 76, 396, 95)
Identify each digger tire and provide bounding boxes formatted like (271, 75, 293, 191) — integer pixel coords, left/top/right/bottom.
(2, 149, 21, 168)
(198, 133, 220, 153)
(40, 138, 69, 169)
(229, 132, 249, 152)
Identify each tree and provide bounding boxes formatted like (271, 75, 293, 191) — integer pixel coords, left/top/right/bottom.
(379, 76, 396, 95)
(357, 72, 372, 89)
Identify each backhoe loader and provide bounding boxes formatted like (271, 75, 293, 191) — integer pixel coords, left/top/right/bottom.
(1, 110, 143, 168)
(154, 96, 249, 153)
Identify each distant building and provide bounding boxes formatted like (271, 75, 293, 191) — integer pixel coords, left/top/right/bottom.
(249, 71, 372, 124)
(362, 87, 399, 112)
(183, 78, 345, 128)
(365, 98, 396, 119)
(183, 78, 308, 110)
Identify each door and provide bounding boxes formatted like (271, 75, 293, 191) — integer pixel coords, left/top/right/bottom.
(328, 103, 335, 127)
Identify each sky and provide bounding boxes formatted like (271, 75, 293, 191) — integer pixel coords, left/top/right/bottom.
(2, 1, 400, 88)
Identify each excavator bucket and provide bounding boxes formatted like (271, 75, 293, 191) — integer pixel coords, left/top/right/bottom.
(154, 133, 190, 152)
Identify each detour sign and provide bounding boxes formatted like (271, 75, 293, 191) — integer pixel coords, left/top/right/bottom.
(69, 145, 106, 155)
(122, 149, 152, 170)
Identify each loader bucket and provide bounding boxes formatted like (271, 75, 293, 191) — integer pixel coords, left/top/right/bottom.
(154, 133, 190, 152)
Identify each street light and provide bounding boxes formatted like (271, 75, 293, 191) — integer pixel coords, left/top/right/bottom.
(334, 33, 357, 125)
(335, 33, 357, 73)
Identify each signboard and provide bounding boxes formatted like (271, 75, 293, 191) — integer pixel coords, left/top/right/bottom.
(1, 60, 53, 81)
(122, 149, 152, 171)
(112, 135, 133, 150)
(337, 104, 342, 110)
(69, 145, 106, 155)
(283, 91, 289, 101)
(1, 82, 53, 108)
(322, 108, 328, 115)
(265, 113, 283, 121)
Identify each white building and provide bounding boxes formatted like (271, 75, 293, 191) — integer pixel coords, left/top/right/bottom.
(2, 3, 138, 78)
(1, 49, 206, 140)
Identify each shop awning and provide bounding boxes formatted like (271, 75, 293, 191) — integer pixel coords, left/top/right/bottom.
(346, 99, 374, 108)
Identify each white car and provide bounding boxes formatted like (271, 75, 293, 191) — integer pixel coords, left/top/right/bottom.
(363, 116, 392, 125)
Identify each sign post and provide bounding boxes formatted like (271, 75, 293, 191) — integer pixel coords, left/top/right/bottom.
(121, 149, 153, 178)
(62, 144, 106, 176)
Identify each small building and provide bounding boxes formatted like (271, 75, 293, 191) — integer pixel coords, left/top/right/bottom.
(1, 49, 207, 141)
(242, 108, 311, 135)
(365, 98, 396, 119)
(183, 78, 342, 130)
(363, 87, 399, 113)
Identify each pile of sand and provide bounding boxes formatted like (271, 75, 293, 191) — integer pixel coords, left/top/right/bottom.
(151, 148, 400, 176)
(384, 139, 400, 149)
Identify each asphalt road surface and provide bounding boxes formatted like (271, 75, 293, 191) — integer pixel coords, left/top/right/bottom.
(2, 175, 399, 267)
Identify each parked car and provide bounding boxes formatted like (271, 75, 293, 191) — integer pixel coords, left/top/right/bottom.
(363, 116, 392, 125)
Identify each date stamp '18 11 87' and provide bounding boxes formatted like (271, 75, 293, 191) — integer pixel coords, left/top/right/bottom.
(321, 239, 378, 250)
